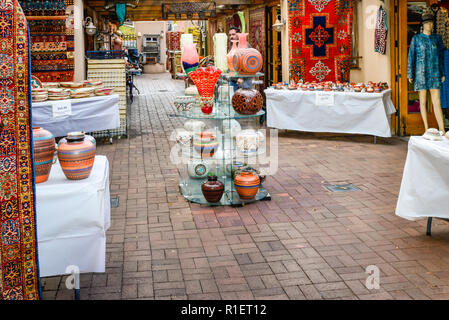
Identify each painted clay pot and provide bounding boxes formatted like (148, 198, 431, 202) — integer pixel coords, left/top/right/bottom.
(201, 176, 225, 203)
(234, 171, 260, 201)
(187, 159, 211, 179)
(232, 48, 263, 75)
(182, 43, 199, 74)
(236, 33, 248, 49)
(232, 88, 263, 115)
(193, 132, 219, 158)
(33, 127, 55, 183)
(57, 132, 96, 180)
(227, 40, 238, 72)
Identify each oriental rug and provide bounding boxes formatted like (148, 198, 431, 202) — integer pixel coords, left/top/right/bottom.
(0, 0, 41, 300)
(288, 0, 353, 83)
(249, 7, 266, 75)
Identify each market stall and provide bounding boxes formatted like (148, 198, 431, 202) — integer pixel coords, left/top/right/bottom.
(265, 87, 396, 138)
(32, 94, 120, 138)
(36, 155, 111, 277)
(396, 136, 449, 234)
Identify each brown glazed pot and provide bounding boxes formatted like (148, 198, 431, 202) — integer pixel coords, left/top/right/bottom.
(201, 176, 225, 203)
(33, 127, 55, 183)
(232, 88, 263, 115)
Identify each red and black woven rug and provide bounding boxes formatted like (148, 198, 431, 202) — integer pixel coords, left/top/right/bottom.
(288, 0, 353, 83)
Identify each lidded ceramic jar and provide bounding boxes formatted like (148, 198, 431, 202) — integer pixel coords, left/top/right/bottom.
(33, 127, 56, 183)
(201, 175, 225, 203)
(234, 171, 260, 200)
(57, 132, 96, 180)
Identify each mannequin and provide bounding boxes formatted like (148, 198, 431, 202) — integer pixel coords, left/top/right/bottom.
(407, 13, 446, 134)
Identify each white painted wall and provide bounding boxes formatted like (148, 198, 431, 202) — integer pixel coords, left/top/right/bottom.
(135, 21, 167, 74)
(350, 0, 391, 83)
(74, 0, 85, 82)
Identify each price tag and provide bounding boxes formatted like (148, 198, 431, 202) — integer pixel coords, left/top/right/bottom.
(52, 100, 72, 118)
(315, 92, 335, 106)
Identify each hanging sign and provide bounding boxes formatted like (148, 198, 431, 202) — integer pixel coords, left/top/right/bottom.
(315, 92, 335, 106)
(52, 100, 72, 119)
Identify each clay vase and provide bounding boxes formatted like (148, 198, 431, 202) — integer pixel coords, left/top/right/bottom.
(201, 176, 225, 203)
(234, 172, 260, 200)
(232, 33, 262, 75)
(193, 132, 219, 158)
(182, 43, 199, 75)
(33, 127, 55, 183)
(227, 40, 238, 72)
(57, 132, 96, 180)
(232, 88, 263, 115)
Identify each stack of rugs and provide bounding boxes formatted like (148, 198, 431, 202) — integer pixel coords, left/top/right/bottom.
(19, 0, 75, 82)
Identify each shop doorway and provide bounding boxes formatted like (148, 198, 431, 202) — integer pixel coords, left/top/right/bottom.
(266, 5, 282, 87)
(394, 0, 440, 136)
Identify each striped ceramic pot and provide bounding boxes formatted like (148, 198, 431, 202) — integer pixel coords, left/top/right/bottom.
(234, 172, 260, 200)
(57, 132, 96, 180)
(232, 48, 263, 75)
(193, 132, 219, 158)
(33, 127, 55, 183)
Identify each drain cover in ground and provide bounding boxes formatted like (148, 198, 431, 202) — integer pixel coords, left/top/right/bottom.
(325, 184, 361, 192)
(111, 196, 119, 208)
(158, 89, 169, 92)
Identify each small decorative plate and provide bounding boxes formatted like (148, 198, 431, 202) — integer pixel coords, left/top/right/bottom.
(31, 75, 42, 89)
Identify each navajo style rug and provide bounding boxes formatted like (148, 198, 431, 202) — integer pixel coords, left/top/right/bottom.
(288, 0, 353, 83)
(0, 0, 41, 300)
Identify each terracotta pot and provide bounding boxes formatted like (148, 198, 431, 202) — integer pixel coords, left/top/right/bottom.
(57, 132, 96, 180)
(227, 40, 238, 72)
(33, 127, 55, 183)
(234, 172, 260, 200)
(232, 48, 263, 75)
(232, 88, 263, 115)
(182, 43, 199, 74)
(193, 132, 219, 158)
(201, 176, 225, 203)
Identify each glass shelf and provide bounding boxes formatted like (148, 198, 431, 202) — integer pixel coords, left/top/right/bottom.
(179, 178, 270, 206)
(222, 72, 264, 80)
(175, 107, 265, 120)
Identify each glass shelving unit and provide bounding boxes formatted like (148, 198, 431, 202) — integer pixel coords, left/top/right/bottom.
(175, 72, 270, 206)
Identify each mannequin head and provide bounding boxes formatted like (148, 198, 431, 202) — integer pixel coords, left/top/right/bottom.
(423, 20, 434, 34)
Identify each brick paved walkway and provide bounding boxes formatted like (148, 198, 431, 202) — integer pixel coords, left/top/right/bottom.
(41, 73, 449, 300)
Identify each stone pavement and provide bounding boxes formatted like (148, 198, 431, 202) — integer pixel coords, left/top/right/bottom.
(41, 73, 449, 300)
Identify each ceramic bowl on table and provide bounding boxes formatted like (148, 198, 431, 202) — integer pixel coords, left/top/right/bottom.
(95, 87, 114, 96)
(60, 82, 84, 89)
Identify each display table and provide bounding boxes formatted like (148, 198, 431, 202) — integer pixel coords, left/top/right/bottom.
(32, 94, 120, 137)
(265, 88, 396, 138)
(396, 136, 449, 223)
(36, 155, 111, 278)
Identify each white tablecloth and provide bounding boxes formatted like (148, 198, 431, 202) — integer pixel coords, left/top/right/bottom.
(265, 88, 396, 137)
(32, 94, 120, 137)
(396, 136, 449, 221)
(36, 155, 111, 277)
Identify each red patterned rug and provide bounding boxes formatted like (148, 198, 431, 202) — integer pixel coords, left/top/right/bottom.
(0, 0, 41, 300)
(288, 0, 353, 83)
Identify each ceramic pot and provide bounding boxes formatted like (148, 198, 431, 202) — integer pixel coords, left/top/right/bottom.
(236, 33, 248, 49)
(234, 171, 260, 200)
(227, 40, 238, 72)
(184, 120, 206, 133)
(187, 159, 210, 178)
(201, 176, 225, 203)
(232, 48, 263, 75)
(33, 127, 55, 183)
(236, 129, 265, 155)
(193, 132, 219, 158)
(57, 132, 96, 180)
(232, 88, 263, 115)
(182, 43, 199, 74)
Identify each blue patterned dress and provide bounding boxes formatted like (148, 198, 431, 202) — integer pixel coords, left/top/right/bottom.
(407, 33, 445, 91)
